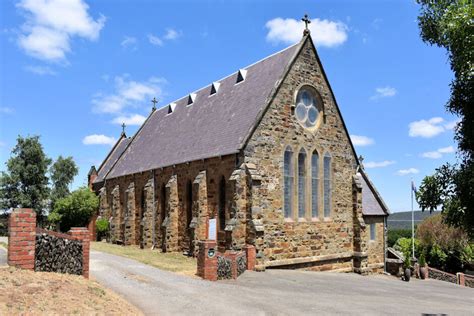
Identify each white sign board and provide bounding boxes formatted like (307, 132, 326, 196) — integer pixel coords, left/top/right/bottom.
(208, 218, 217, 240)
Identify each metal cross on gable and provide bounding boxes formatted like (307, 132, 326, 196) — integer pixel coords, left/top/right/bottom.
(302, 14, 311, 35)
(121, 122, 126, 135)
(151, 97, 158, 111)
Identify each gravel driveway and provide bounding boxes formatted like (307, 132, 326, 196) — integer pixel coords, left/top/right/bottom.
(90, 250, 473, 316)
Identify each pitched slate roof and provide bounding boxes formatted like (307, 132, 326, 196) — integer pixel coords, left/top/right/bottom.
(104, 43, 300, 180)
(94, 134, 131, 183)
(360, 170, 390, 216)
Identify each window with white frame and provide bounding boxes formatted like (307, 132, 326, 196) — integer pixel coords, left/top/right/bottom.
(370, 223, 376, 241)
(323, 153, 332, 217)
(298, 149, 307, 219)
(311, 151, 319, 218)
(283, 147, 294, 219)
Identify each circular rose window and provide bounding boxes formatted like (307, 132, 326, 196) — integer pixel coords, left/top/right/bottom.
(295, 87, 322, 129)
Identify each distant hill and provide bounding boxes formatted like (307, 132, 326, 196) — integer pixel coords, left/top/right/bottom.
(387, 210, 440, 230)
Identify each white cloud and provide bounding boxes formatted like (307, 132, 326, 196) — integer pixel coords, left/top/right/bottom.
(265, 17, 348, 47)
(121, 36, 137, 49)
(397, 168, 419, 176)
(82, 134, 116, 146)
(17, 0, 105, 62)
(444, 120, 458, 130)
(350, 135, 375, 147)
(24, 65, 56, 75)
(408, 117, 453, 138)
(364, 160, 396, 169)
(370, 86, 397, 100)
(0, 107, 14, 114)
(164, 28, 181, 40)
(92, 75, 165, 114)
(147, 33, 163, 46)
(112, 114, 147, 126)
(421, 145, 455, 159)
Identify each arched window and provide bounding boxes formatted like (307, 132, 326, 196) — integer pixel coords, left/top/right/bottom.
(323, 153, 332, 217)
(218, 176, 226, 230)
(311, 151, 319, 218)
(298, 149, 307, 219)
(283, 147, 294, 218)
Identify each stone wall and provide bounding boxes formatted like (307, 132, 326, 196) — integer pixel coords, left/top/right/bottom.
(365, 216, 385, 272)
(35, 231, 83, 275)
(242, 37, 359, 269)
(99, 155, 236, 253)
(8, 209, 90, 278)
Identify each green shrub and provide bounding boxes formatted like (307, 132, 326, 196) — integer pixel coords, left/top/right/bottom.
(96, 218, 109, 241)
(403, 253, 412, 269)
(419, 251, 426, 267)
(48, 186, 99, 232)
(394, 237, 421, 258)
(388, 229, 413, 247)
(429, 244, 447, 269)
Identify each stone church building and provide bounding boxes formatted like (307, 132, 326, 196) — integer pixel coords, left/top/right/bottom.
(90, 31, 389, 274)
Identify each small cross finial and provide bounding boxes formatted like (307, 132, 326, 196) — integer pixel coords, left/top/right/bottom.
(151, 97, 158, 111)
(121, 122, 126, 136)
(302, 14, 311, 35)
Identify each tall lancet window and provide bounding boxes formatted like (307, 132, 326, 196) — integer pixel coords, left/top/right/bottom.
(311, 151, 319, 218)
(323, 153, 332, 217)
(298, 149, 307, 219)
(283, 147, 294, 218)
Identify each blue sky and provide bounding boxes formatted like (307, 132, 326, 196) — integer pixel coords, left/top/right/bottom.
(0, 0, 458, 212)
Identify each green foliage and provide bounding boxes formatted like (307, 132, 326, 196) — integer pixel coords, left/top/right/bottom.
(394, 238, 421, 258)
(96, 218, 109, 241)
(48, 187, 98, 232)
(417, 0, 474, 237)
(388, 228, 413, 247)
(403, 253, 412, 269)
(419, 251, 426, 267)
(429, 244, 448, 269)
(0, 136, 51, 219)
(416, 213, 472, 273)
(49, 156, 78, 209)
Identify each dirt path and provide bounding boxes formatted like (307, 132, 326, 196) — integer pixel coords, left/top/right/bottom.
(90, 250, 474, 316)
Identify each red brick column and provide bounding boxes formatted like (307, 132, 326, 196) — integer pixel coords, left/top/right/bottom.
(8, 208, 36, 270)
(69, 227, 90, 278)
(88, 214, 97, 241)
(244, 244, 256, 271)
(197, 240, 217, 281)
(457, 272, 465, 286)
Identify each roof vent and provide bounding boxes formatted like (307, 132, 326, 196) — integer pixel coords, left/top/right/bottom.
(167, 102, 177, 114)
(187, 93, 196, 106)
(236, 69, 247, 84)
(210, 82, 220, 96)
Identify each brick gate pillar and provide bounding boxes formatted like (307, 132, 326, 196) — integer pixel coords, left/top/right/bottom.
(197, 240, 217, 281)
(8, 208, 36, 270)
(69, 227, 90, 278)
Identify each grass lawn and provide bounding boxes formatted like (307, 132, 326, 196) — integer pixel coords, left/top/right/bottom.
(91, 242, 197, 276)
(0, 266, 142, 315)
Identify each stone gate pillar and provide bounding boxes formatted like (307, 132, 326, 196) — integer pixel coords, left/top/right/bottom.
(124, 182, 137, 246)
(190, 171, 208, 256)
(110, 185, 123, 243)
(352, 173, 368, 274)
(142, 178, 155, 248)
(162, 175, 179, 252)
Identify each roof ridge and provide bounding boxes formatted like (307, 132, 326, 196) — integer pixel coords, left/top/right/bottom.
(360, 169, 390, 215)
(96, 133, 127, 175)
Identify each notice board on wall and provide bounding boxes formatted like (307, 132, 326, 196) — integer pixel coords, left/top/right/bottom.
(208, 218, 217, 240)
